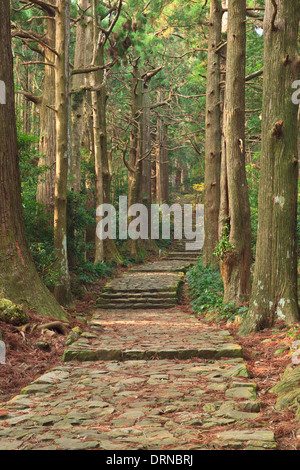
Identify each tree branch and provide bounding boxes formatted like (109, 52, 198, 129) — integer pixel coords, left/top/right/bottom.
(71, 59, 118, 75)
(245, 68, 263, 82)
(18, 0, 56, 16)
(16, 90, 42, 105)
(105, 0, 123, 42)
(121, 142, 135, 173)
(21, 60, 54, 67)
(11, 23, 58, 56)
(141, 66, 163, 84)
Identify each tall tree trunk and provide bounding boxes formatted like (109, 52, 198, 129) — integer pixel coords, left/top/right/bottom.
(53, 0, 73, 307)
(90, 0, 122, 263)
(141, 84, 152, 210)
(155, 90, 168, 204)
(203, 0, 222, 265)
(140, 82, 159, 252)
(240, 0, 300, 334)
(0, 0, 68, 321)
(36, 5, 56, 214)
(218, 0, 252, 304)
(126, 57, 144, 257)
(69, 0, 89, 194)
(161, 123, 169, 204)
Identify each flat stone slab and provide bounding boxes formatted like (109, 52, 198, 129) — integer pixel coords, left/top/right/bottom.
(130, 260, 192, 273)
(101, 272, 184, 293)
(216, 430, 277, 449)
(62, 310, 243, 362)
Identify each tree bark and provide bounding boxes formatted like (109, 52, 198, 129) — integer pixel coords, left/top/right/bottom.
(0, 0, 68, 321)
(69, 0, 90, 194)
(90, 0, 122, 263)
(141, 84, 152, 210)
(203, 0, 222, 265)
(36, 1, 56, 213)
(218, 0, 252, 304)
(161, 123, 169, 204)
(240, 0, 300, 334)
(53, 0, 73, 307)
(155, 90, 169, 204)
(126, 57, 145, 257)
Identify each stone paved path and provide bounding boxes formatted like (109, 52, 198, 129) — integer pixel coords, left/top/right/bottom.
(0, 250, 278, 450)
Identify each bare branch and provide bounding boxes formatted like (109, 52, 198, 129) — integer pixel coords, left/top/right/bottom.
(121, 142, 135, 173)
(16, 90, 42, 105)
(137, 148, 153, 163)
(20, 60, 54, 67)
(189, 139, 202, 156)
(150, 95, 173, 110)
(71, 59, 118, 75)
(245, 68, 263, 82)
(158, 48, 207, 60)
(141, 66, 163, 84)
(11, 23, 58, 56)
(27, 15, 55, 21)
(18, 0, 56, 15)
(105, 0, 123, 41)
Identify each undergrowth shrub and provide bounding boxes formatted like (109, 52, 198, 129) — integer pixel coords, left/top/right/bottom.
(187, 258, 248, 321)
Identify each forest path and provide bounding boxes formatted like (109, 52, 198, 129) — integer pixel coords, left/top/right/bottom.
(0, 246, 277, 450)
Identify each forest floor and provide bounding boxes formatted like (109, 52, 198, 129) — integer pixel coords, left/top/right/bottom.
(0, 255, 300, 450)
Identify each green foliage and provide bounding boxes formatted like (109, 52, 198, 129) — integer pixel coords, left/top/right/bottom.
(96, 3, 110, 20)
(17, 125, 53, 240)
(187, 258, 248, 322)
(30, 242, 62, 289)
(67, 190, 95, 264)
(71, 260, 114, 290)
(187, 259, 224, 313)
(213, 219, 235, 263)
(246, 152, 260, 254)
(287, 326, 300, 342)
(17, 126, 58, 287)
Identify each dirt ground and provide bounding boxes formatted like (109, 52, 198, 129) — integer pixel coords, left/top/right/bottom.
(0, 277, 300, 451)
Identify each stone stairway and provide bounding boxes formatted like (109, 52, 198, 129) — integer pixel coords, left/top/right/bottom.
(166, 237, 201, 262)
(97, 239, 201, 310)
(97, 272, 183, 310)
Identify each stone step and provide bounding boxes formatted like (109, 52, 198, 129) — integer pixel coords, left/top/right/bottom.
(62, 310, 243, 362)
(100, 291, 176, 299)
(171, 248, 201, 254)
(102, 272, 184, 292)
(129, 260, 191, 273)
(96, 302, 177, 310)
(167, 252, 199, 259)
(166, 259, 197, 264)
(172, 244, 202, 252)
(98, 295, 177, 305)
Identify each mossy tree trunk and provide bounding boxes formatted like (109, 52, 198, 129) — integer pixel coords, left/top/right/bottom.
(53, 0, 73, 307)
(36, 1, 56, 215)
(218, 0, 252, 304)
(0, 0, 68, 321)
(126, 57, 144, 257)
(203, 0, 222, 266)
(90, 0, 122, 263)
(240, 0, 300, 334)
(140, 81, 159, 253)
(156, 90, 169, 205)
(69, 0, 91, 195)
